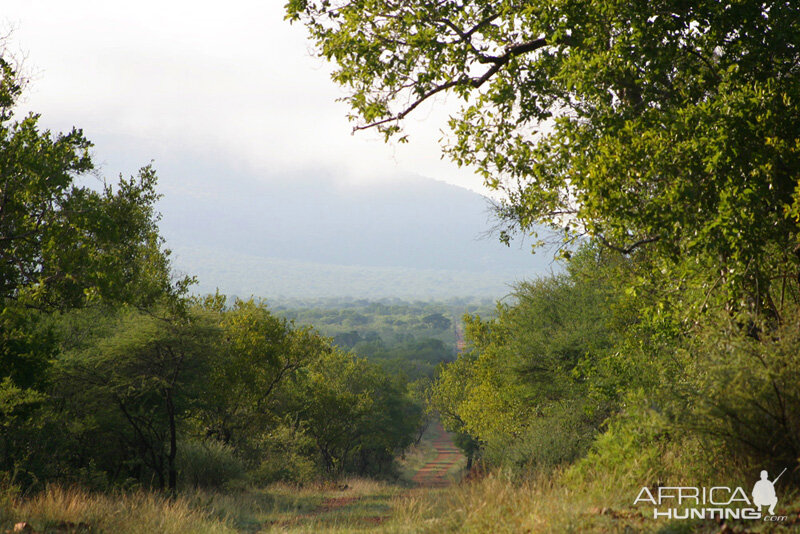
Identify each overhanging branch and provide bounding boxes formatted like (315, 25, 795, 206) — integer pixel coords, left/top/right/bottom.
(596, 233, 660, 254)
(353, 37, 548, 133)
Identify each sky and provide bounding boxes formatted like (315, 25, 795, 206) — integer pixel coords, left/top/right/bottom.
(4, 0, 487, 193)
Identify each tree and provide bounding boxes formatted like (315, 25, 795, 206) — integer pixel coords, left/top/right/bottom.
(1, 52, 186, 394)
(290, 349, 420, 476)
(57, 307, 217, 492)
(0, 59, 179, 310)
(430, 244, 630, 469)
(286, 0, 800, 315)
(422, 312, 451, 331)
(0, 51, 188, 488)
(198, 297, 326, 459)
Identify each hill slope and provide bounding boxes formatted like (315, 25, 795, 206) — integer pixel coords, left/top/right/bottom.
(149, 157, 552, 298)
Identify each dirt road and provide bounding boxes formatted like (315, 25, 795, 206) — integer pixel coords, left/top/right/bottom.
(411, 421, 464, 488)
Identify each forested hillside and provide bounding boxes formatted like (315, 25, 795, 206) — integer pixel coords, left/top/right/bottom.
(151, 161, 554, 298)
(273, 298, 494, 381)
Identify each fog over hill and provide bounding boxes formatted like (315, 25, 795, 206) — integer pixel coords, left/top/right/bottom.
(144, 156, 554, 298)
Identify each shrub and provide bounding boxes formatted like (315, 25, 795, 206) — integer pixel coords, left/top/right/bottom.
(683, 306, 800, 474)
(251, 425, 318, 485)
(482, 400, 597, 475)
(177, 439, 246, 490)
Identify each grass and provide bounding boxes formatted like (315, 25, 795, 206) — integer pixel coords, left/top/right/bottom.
(388, 468, 649, 533)
(4, 473, 799, 533)
(0, 420, 460, 533)
(386, 467, 800, 533)
(0, 485, 235, 533)
(1, 479, 408, 534)
(397, 421, 466, 489)
(247, 478, 402, 533)
(5, 424, 797, 533)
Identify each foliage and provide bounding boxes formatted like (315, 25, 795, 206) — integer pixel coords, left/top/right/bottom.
(53, 306, 218, 491)
(290, 348, 421, 477)
(0, 110, 182, 310)
(0, 50, 423, 494)
(286, 12, 800, 484)
(278, 298, 469, 350)
(197, 296, 324, 460)
(681, 305, 800, 471)
(3, 289, 424, 492)
(176, 438, 247, 491)
(287, 0, 800, 316)
(0, 51, 193, 490)
(352, 338, 453, 381)
(252, 422, 319, 484)
(276, 298, 482, 382)
(482, 400, 597, 475)
(430, 245, 622, 469)
(31, 297, 422, 490)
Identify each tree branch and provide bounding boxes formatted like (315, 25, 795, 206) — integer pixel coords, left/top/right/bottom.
(353, 38, 548, 133)
(596, 233, 660, 254)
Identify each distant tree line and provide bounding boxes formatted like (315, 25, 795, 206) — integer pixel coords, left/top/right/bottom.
(276, 299, 488, 382)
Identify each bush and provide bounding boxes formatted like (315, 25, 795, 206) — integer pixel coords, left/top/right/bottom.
(482, 400, 597, 475)
(251, 425, 318, 485)
(683, 306, 800, 473)
(563, 392, 729, 496)
(177, 439, 246, 490)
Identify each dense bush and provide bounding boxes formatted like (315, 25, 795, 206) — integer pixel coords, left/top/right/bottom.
(177, 439, 246, 490)
(252, 424, 319, 484)
(482, 401, 598, 474)
(682, 306, 800, 471)
(433, 240, 800, 488)
(431, 245, 624, 471)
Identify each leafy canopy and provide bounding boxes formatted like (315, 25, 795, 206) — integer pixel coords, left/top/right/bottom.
(287, 0, 800, 309)
(0, 56, 186, 311)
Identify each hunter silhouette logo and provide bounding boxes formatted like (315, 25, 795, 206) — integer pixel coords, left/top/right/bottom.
(634, 468, 788, 522)
(752, 468, 785, 516)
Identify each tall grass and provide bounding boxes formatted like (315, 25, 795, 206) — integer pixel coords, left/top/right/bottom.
(1, 485, 235, 533)
(5, 466, 795, 533)
(387, 457, 800, 533)
(1, 478, 403, 533)
(389, 470, 706, 533)
(177, 438, 247, 490)
(389, 470, 636, 533)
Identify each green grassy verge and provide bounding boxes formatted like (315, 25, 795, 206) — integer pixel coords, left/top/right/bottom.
(4, 474, 798, 533)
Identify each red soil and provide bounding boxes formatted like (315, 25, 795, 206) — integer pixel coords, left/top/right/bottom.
(411, 421, 464, 488)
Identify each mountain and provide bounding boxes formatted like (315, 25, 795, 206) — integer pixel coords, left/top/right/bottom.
(146, 156, 554, 298)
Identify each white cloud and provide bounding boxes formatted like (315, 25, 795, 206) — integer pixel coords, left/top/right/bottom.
(5, 0, 487, 193)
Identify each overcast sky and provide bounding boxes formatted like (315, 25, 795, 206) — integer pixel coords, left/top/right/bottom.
(4, 1, 487, 193)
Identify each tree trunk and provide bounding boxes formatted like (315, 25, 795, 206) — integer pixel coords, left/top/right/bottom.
(165, 388, 177, 493)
